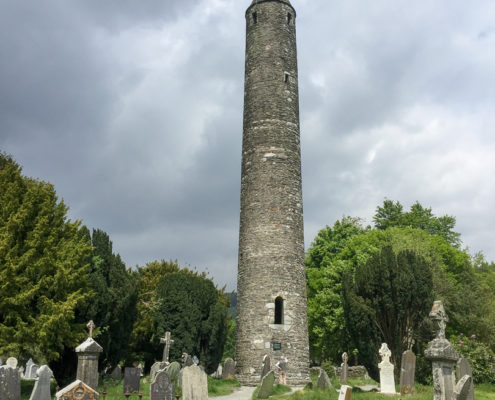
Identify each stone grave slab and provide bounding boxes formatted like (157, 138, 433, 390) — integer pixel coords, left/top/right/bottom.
(340, 352, 349, 384)
(55, 380, 98, 400)
(182, 365, 207, 400)
(338, 385, 352, 400)
(110, 365, 122, 380)
(456, 358, 474, 400)
(123, 367, 141, 393)
(150, 369, 174, 400)
(400, 350, 416, 395)
(257, 370, 275, 399)
(0, 365, 21, 400)
(261, 355, 270, 381)
(317, 368, 332, 389)
(222, 358, 235, 379)
(29, 365, 53, 400)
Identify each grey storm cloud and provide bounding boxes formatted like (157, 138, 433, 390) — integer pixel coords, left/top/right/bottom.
(1, 0, 494, 289)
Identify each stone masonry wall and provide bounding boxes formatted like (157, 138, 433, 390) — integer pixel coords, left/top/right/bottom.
(236, 0, 310, 386)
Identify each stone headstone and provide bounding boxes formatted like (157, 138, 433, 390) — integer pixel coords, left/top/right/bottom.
(222, 358, 235, 379)
(338, 385, 352, 400)
(257, 370, 275, 399)
(29, 365, 53, 400)
(0, 358, 3, 366)
(181, 353, 194, 368)
(165, 362, 180, 386)
(340, 352, 348, 384)
(456, 358, 474, 400)
(317, 368, 332, 389)
(214, 364, 223, 379)
(25, 359, 35, 378)
(6, 358, 18, 369)
(18, 367, 24, 379)
(150, 369, 174, 400)
(137, 363, 144, 377)
(75, 322, 103, 391)
(110, 365, 122, 380)
(123, 368, 141, 393)
(150, 361, 167, 383)
(182, 365, 207, 400)
(400, 350, 416, 395)
(0, 365, 21, 400)
(192, 355, 199, 365)
(55, 380, 98, 400)
(379, 343, 396, 394)
(454, 375, 472, 400)
(29, 365, 39, 380)
(261, 355, 270, 381)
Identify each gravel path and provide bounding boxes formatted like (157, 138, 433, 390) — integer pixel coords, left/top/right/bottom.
(208, 386, 305, 400)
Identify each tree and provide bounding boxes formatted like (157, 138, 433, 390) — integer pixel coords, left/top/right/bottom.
(0, 153, 92, 365)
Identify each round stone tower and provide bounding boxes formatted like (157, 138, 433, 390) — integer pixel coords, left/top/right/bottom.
(236, 0, 310, 386)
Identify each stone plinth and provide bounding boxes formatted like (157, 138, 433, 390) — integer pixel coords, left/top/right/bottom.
(425, 338, 459, 400)
(75, 338, 103, 391)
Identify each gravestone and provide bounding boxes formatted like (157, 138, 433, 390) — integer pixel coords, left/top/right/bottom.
(29, 365, 53, 400)
(123, 368, 141, 393)
(55, 380, 98, 400)
(0, 358, 3, 366)
(137, 363, 144, 377)
(182, 365, 207, 400)
(257, 370, 275, 399)
(181, 353, 193, 368)
(456, 358, 474, 400)
(76, 321, 103, 391)
(378, 343, 396, 394)
(6, 358, 18, 368)
(338, 385, 352, 400)
(150, 370, 174, 400)
(110, 365, 122, 380)
(261, 355, 270, 381)
(317, 368, 332, 389)
(214, 364, 223, 379)
(18, 367, 24, 379)
(340, 352, 349, 384)
(160, 332, 174, 363)
(25, 359, 35, 378)
(29, 364, 39, 380)
(165, 362, 180, 386)
(222, 358, 235, 379)
(0, 364, 21, 400)
(192, 355, 199, 365)
(400, 350, 416, 395)
(150, 362, 167, 383)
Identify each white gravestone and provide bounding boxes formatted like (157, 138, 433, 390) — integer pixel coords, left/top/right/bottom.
(29, 365, 53, 400)
(379, 343, 397, 394)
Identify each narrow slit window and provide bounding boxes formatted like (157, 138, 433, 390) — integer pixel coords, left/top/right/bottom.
(274, 297, 284, 325)
(252, 12, 258, 24)
(287, 13, 292, 25)
(284, 73, 289, 83)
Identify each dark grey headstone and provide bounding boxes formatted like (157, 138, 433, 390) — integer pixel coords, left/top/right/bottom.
(317, 368, 332, 389)
(29, 365, 53, 400)
(222, 358, 235, 379)
(150, 370, 174, 400)
(399, 350, 416, 395)
(261, 356, 270, 381)
(0, 365, 21, 400)
(110, 365, 122, 380)
(123, 368, 140, 393)
(456, 358, 474, 400)
(257, 370, 275, 399)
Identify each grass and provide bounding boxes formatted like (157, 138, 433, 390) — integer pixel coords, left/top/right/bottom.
(252, 384, 292, 399)
(208, 376, 241, 396)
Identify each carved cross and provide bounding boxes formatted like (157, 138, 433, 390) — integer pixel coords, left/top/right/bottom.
(429, 300, 448, 339)
(87, 320, 95, 338)
(160, 331, 174, 362)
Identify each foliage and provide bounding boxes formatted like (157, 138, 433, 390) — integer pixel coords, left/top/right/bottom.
(0, 153, 92, 365)
(451, 333, 495, 384)
(223, 317, 236, 361)
(82, 229, 138, 371)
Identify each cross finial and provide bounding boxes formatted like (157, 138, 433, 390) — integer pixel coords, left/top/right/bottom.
(160, 331, 174, 363)
(87, 320, 95, 338)
(429, 300, 448, 339)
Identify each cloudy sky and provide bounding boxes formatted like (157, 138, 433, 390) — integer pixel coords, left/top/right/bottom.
(1, 0, 494, 290)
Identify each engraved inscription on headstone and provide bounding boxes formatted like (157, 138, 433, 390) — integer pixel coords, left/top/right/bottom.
(123, 368, 140, 393)
(400, 350, 416, 395)
(150, 369, 174, 400)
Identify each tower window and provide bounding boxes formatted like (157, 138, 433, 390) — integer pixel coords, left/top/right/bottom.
(274, 297, 284, 325)
(284, 73, 289, 83)
(252, 12, 258, 24)
(287, 13, 292, 25)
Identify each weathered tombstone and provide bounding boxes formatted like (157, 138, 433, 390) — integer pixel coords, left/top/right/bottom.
(123, 368, 141, 393)
(400, 350, 416, 395)
(0, 364, 21, 400)
(18, 367, 24, 379)
(338, 385, 352, 400)
(340, 352, 349, 384)
(192, 355, 199, 365)
(6, 358, 18, 369)
(261, 355, 270, 381)
(165, 362, 180, 386)
(76, 321, 103, 391)
(181, 353, 194, 368)
(379, 343, 396, 394)
(150, 369, 174, 400)
(137, 363, 144, 377)
(214, 364, 223, 379)
(425, 301, 472, 400)
(55, 380, 98, 400)
(29, 365, 53, 400)
(182, 365, 207, 400)
(456, 358, 474, 400)
(317, 368, 332, 389)
(110, 365, 122, 380)
(150, 362, 167, 383)
(30, 365, 39, 380)
(257, 370, 275, 399)
(25, 359, 35, 378)
(222, 358, 236, 379)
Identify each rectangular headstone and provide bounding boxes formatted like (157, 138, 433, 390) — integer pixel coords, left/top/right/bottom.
(150, 370, 174, 400)
(29, 365, 53, 400)
(222, 358, 236, 379)
(0, 365, 21, 400)
(123, 368, 140, 393)
(110, 365, 122, 381)
(182, 365, 207, 400)
(456, 358, 475, 400)
(257, 370, 275, 399)
(55, 380, 98, 400)
(338, 385, 352, 400)
(399, 350, 416, 395)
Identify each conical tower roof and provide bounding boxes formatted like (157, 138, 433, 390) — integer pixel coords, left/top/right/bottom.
(251, 0, 292, 5)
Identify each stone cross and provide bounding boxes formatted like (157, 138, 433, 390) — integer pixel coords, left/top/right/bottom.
(87, 321, 95, 338)
(430, 301, 448, 339)
(160, 332, 174, 363)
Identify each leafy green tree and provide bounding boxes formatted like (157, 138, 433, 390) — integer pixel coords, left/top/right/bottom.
(0, 153, 92, 365)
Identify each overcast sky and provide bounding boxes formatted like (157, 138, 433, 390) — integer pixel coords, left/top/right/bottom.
(1, 0, 494, 290)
